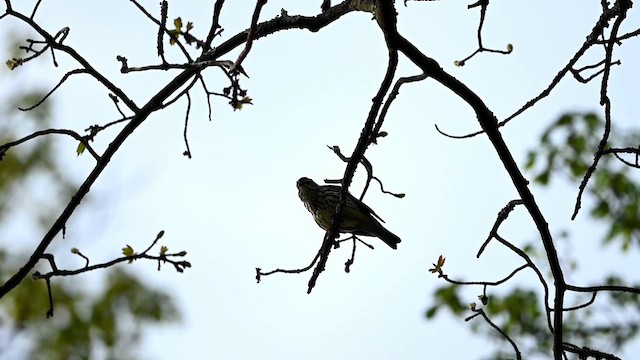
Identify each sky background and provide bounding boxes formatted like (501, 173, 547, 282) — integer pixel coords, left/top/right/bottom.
(2, 0, 640, 359)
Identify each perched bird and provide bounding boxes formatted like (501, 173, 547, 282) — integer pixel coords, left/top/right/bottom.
(296, 177, 401, 249)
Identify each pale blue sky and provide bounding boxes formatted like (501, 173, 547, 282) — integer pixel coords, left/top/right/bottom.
(2, 1, 640, 359)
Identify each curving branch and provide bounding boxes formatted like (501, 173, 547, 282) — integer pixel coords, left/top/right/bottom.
(383, 4, 569, 346)
(3, 1, 638, 357)
(466, 309, 522, 360)
(503, 3, 626, 126)
(307, 46, 399, 293)
(256, 251, 321, 281)
(183, 92, 192, 158)
(32, 230, 189, 318)
(570, 59, 621, 83)
(604, 147, 640, 168)
(563, 343, 621, 360)
(454, 0, 513, 67)
(230, 0, 267, 74)
(326, 145, 403, 200)
(385, 14, 569, 357)
(18, 69, 87, 111)
(477, 199, 524, 257)
(34, 251, 190, 279)
(0, 0, 368, 300)
(373, 72, 427, 143)
(560, 292, 598, 312)
(571, 0, 631, 220)
(433, 263, 529, 287)
(435, 1, 632, 140)
(0, 128, 100, 161)
(204, 0, 226, 49)
(129, 0, 193, 61)
(5, 9, 139, 113)
(567, 283, 640, 295)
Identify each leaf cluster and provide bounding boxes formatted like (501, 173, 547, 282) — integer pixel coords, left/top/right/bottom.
(525, 113, 640, 249)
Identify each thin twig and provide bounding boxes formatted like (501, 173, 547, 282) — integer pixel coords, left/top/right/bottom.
(256, 251, 321, 281)
(572, 1, 630, 220)
(128, 0, 192, 61)
(157, 0, 168, 64)
(307, 47, 398, 294)
(18, 69, 87, 111)
(0, 128, 100, 161)
(204, 0, 226, 49)
(466, 309, 522, 360)
(183, 92, 192, 158)
(230, 0, 266, 74)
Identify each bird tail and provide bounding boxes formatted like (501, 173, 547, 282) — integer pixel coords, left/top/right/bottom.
(371, 221, 401, 250)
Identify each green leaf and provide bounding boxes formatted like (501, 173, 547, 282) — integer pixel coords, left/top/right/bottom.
(524, 151, 536, 170)
(556, 114, 573, 126)
(6, 58, 21, 70)
(169, 29, 180, 45)
(591, 200, 610, 218)
(432, 285, 465, 315)
(122, 245, 135, 257)
(232, 96, 253, 111)
(568, 160, 588, 177)
(76, 142, 86, 156)
(173, 17, 183, 30)
(425, 306, 438, 318)
(540, 128, 551, 144)
(534, 170, 550, 185)
(584, 113, 600, 131)
(567, 134, 586, 153)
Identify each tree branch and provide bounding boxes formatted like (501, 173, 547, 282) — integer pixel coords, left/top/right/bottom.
(0, 0, 365, 300)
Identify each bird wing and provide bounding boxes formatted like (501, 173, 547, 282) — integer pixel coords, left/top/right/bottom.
(325, 185, 386, 223)
(348, 192, 386, 223)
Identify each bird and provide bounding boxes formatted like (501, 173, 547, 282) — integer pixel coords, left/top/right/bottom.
(296, 177, 401, 249)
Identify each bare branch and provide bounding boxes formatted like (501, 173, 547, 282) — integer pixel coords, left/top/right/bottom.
(256, 251, 321, 281)
(560, 292, 598, 312)
(563, 343, 621, 360)
(230, 0, 267, 74)
(0, 128, 100, 161)
(18, 69, 87, 111)
(157, 0, 168, 64)
(183, 92, 193, 158)
(454, 0, 513, 67)
(567, 283, 640, 295)
(204, 0, 226, 49)
(466, 309, 522, 360)
(44, 278, 53, 318)
(502, 3, 625, 126)
(373, 72, 428, 144)
(448, 3, 629, 140)
(30, 0, 43, 19)
(128, 0, 192, 61)
(477, 199, 524, 257)
(572, 0, 631, 220)
(5, 10, 140, 112)
(33, 251, 190, 280)
(390, 11, 566, 353)
(570, 59, 621, 83)
(493, 234, 554, 334)
(0, 1, 361, 300)
(434, 263, 529, 287)
(434, 123, 483, 139)
(371, 176, 404, 198)
(307, 46, 399, 294)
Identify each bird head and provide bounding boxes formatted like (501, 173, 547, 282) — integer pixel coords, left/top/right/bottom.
(296, 177, 318, 191)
